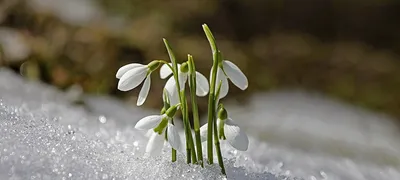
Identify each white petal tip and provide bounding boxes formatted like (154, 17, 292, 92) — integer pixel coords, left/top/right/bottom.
(195, 71, 209, 96)
(145, 132, 165, 156)
(222, 60, 248, 91)
(224, 119, 249, 151)
(134, 115, 164, 130)
(200, 123, 208, 142)
(167, 124, 182, 152)
(160, 63, 173, 79)
(137, 76, 151, 106)
(230, 135, 249, 151)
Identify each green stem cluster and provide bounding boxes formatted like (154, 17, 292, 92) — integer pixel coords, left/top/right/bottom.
(163, 39, 199, 165)
(188, 55, 204, 167)
(203, 24, 226, 174)
(160, 24, 226, 176)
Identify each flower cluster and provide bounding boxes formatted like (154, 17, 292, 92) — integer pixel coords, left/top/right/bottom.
(115, 24, 249, 176)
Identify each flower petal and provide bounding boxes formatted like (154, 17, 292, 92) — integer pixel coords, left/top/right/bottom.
(178, 72, 188, 91)
(169, 90, 180, 105)
(134, 114, 165, 130)
(118, 66, 148, 91)
(224, 118, 249, 151)
(165, 76, 176, 93)
(162, 88, 171, 104)
(195, 71, 209, 96)
(216, 67, 229, 99)
(145, 129, 153, 137)
(167, 123, 182, 152)
(165, 77, 180, 105)
(200, 123, 208, 142)
(137, 75, 151, 106)
(146, 131, 165, 156)
(222, 60, 248, 90)
(160, 63, 173, 79)
(116, 63, 144, 79)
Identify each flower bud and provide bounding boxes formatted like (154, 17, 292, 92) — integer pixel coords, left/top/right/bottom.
(180, 62, 189, 73)
(218, 119, 226, 140)
(217, 105, 228, 120)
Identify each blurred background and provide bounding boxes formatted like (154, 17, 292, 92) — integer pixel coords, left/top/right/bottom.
(1, 0, 400, 120)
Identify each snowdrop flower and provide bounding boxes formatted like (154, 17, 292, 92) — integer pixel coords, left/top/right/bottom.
(116, 61, 161, 106)
(134, 105, 182, 156)
(200, 106, 249, 151)
(212, 60, 248, 99)
(160, 62, 209, 105)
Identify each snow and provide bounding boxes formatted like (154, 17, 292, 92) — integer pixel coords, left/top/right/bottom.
(0, 67, 399, 180)
(0, 68, 282, 180)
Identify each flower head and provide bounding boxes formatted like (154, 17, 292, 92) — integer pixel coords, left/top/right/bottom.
(160, 63, 209, 105)
(134, 105, 182, 156)
(200, 106, 249, 151)
(212, 60, 248, 99)
(116, 61, 160, 106)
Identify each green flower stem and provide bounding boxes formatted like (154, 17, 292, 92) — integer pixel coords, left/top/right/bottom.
(163, 39, 191, 163)
(214, 80, 226, 175)
(203, 24, 219, 164)
(163, 39, 198, 164)
(171, 118, 177, 162)
(188, 54, 204, 167)
(181, 90, 198, 164)
(213, 116, 226, 175)
(181, 105, 191, 164)
(161, 90, 176, 162)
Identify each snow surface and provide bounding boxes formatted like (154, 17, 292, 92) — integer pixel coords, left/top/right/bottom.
(0, 68, 399, 180)
(0, 68, 284, 180)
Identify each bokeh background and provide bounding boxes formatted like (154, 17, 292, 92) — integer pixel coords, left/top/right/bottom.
(1, 0, 400, 120)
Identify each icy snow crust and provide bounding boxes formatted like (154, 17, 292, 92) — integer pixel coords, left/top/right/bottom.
(1, 68, 400, 180)
(0, 69, 281, 180)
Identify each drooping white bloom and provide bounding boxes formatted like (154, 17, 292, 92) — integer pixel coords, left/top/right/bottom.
(160, 63, 209, 105)
(135, 114, 167, 130)
(134, 114, 182, 156)
(200, 117, 249, 151)
(211, 60, 248, 99)
(116, 63, 155, 106)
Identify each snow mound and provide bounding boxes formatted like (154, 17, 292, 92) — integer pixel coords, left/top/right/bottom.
(0, 68, 283, 180)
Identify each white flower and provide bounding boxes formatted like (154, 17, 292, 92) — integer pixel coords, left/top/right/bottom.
(211, 60, 248, 99)
(200, 117, 249, 151)
(116, 63, 152, 106)
(134, 114, 182, 156)
(135, 114, 167, 130)
(160, 63, 209, 105)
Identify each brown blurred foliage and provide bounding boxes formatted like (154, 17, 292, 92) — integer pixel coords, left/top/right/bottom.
(1, 0, 400, 119)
